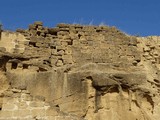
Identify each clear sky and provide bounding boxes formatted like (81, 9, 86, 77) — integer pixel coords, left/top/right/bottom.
(0, 0, 160, 36)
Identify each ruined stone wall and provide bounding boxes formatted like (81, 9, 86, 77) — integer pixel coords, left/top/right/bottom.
(0, 22, 160, 120)
(0, 32, 27, 53)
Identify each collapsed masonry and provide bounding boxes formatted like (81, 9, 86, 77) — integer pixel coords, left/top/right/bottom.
(0, 21, 160, 120)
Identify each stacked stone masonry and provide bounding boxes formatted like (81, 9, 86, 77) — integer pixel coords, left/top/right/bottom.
(0, 22, 160, 120)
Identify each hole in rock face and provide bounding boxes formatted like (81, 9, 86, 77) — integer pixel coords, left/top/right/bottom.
(23, 64, 29, 69)
(0, 104, 2, 110)
(113, 75, 123, 80)
(0, 56, 10, 71)
(29, 42, 36, 47)
(154, 79, 160, 83)
(107, 86, 119, 93)
(38, 67, 47, 72)
(86, 76, 93, 80)
(50, 46, 56, 49)
(55, 105, 59, 108)
(68, 40, 73, 45)
(11, 62, 18, 69)
(78, 34, 81, 38)
(37, 31, 41, 36)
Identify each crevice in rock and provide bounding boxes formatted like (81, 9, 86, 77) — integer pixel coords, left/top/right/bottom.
(29, 42, 36, 47)
(0, 56, 10, 68)
(113, 75, 123, 80)
(38, 67, 48, 72)
(68, 40, 73, 45)
(11, 62, 18, 69)
(143, 94, 154, 113)
(23, 64, 29, 69)
(128, 90, 132, 111)
(0, 104, 2, 110)
(154, 79, 160, 83)
(106, 85, 119, 93)
(86, 76, 93, 80)
(94, 90, 101, 113)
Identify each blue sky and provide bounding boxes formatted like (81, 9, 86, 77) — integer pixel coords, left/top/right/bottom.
(0, 0, 160, 36)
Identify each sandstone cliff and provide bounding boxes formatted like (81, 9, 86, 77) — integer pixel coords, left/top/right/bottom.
(0, 22, 160, 120)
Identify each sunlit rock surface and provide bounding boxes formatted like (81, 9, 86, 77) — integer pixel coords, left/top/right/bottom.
(0, 22, 160, 120)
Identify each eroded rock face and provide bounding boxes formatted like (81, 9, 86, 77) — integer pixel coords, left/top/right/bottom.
(0, 22, 160, 120)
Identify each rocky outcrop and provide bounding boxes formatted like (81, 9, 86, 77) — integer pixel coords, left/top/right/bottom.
(0, 22, 160, 120)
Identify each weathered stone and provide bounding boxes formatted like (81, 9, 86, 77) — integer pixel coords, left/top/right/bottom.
(34, 21, 43, 26)
(46, 107, 58, 116)
(57, 23, 70, 28)
(31, 108, 45, 117)
(0, 22, 160, 120)
(11, 88, 21, 93)
(0, 47, 6, 52)
(56, 60, 63, 66)
(21, 93, 33, 101)
(13, 109, 30, 117)
(16, 29, 26, 33)
(29, 24, 36, 30)
(29, 101, 44, 107)
(17, 101, 28, 109)
(0, 111, 13, 118)
(2, 103, 17, 110)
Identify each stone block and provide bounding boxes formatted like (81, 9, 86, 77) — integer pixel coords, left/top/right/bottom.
(59, 27, 69, 31)
(46, 107, 58, 116)
(36, 43, 49, 48)
(31, 109, 45, 117)
(33, 96, 45, 102)
(56, 46, 66, 51)
(2, 103, 17, 110)
(12, 93, 21, 98)
(0, 111, 13, 118)
(0, 47, 6, 52)
(29, 24, 36, 30)
(57, 50, 65, 56)
(34, 21, 43, 26)
(3, 91, 13, 97)
(29, 101, 44, 107)
(61, 41, 68, 46)
(21, 90, 30, 94)
(13, 109, 30, 117)
(40, 32, 45, 37)
(17, 101, 28, 109)
(6, 63, 12, 71)
(55, 41, 61, 46)
(37, 25, 43, 30)
(48, 27, 60, 35)
(73, 40, 80, 46)
(46, 116, 56, 120)
(28, 66, 39, 71)
(21, 94, 33, 101)
(16, 29, 26, 33)
(65, 47, 72, 55)
(57, 23, 70, 28)
(11, 88, 21, 93)
(62, 55, 73, 64)
(143, 46, 151, 52)
(56, 60, 63, 67)
(50, 58, 58, 66)
(55, 115, 82, 120)
(83, 26, 96, 32)
(3, 97, 15, 104)
(57, 31, 69, 36)
(51, 49, 57, 55)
